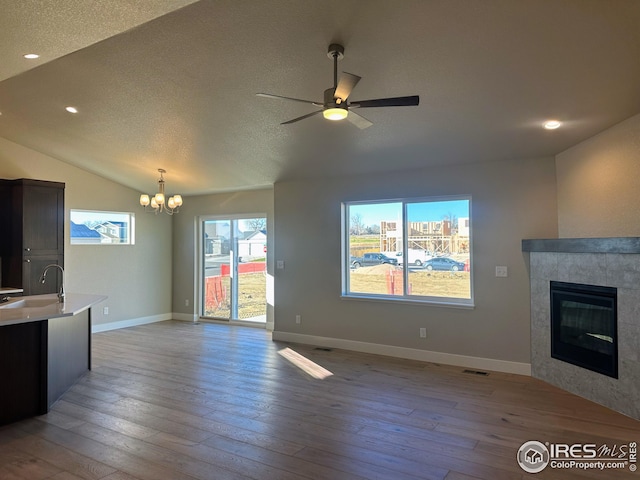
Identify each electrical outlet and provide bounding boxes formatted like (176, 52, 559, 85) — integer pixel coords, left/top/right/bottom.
(295, 314, 301, 324)
(419, 327, 427, 338)
(103, 306, 109, 315)
(185, 299, 189, 307)
(277, 260, 285, 270)
(495, 266, 508, 277)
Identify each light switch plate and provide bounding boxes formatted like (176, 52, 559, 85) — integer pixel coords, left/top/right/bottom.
(495, 266, 508, 277)
(277, 260, 285, 270)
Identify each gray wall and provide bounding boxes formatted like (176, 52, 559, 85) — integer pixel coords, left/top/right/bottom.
(273, 156, 558, 365)
(0, 137, 172, 327)
(556, 113, 640, 237)
(171, 188, 274, 325)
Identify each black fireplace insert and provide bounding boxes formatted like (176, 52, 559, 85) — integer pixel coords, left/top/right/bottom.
(550, 281, 618, 378)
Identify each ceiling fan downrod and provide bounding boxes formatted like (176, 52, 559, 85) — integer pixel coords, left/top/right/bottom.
(327, 44, 344, 94)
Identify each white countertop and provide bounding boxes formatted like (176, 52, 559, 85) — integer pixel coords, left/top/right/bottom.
(0, 287, 24, 294)
(0, 293, 107, 327)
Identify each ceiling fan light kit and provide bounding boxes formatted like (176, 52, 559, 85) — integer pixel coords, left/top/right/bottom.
(323, 107, 348, 121)
(257, 43, 419, 129)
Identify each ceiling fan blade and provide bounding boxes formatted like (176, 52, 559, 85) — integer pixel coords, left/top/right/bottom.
(347, 110, 373, 129)
(281, 110, 324, 125)
(350, 95, 420, 108)
(256, 93, 322, 107)
(334, 72, 361, 102)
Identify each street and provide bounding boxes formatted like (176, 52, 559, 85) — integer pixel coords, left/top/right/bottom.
(204, 254, 229, 277)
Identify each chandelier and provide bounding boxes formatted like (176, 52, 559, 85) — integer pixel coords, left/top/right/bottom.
(139, 168, 183, 215)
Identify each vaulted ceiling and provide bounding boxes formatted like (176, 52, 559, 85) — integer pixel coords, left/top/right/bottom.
(1, 0, 639, 196)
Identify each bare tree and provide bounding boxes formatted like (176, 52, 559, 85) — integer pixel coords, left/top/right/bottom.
(368, 224, 381, 235)
(350, 213, 365, 235)
(246, 218, 266, 231)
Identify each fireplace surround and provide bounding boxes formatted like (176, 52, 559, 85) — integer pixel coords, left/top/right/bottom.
(523, 237, 640, 420)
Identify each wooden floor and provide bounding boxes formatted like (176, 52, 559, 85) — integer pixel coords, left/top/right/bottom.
(1, 321, 639, 480)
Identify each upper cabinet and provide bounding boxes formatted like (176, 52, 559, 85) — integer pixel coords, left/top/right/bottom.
(0, 179, 65, 295)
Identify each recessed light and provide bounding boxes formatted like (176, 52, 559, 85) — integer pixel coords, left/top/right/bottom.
(543, 120, 562, 130)
(65, 106, 78, 114)
(23, 53, 40, 59)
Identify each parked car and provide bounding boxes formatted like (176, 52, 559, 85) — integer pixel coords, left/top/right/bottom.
(423, 257, 466, 271)
(351, 252, 398, 269)
(385, 249, 431, 266)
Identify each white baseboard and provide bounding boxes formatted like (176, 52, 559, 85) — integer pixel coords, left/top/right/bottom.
(172, 312, 199, 322)
(172, 314, 272, 330)
(271, 331, 531, 376)
(92, 313, 172, 333)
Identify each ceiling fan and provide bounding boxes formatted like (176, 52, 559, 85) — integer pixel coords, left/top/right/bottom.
(257, 44, 419, 129)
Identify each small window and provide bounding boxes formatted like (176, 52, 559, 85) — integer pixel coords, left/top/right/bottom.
(70, 210, 135, 245)
(343, 196, 472, 306)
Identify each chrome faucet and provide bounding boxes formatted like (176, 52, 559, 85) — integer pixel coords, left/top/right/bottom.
(40, 264, 65, 303)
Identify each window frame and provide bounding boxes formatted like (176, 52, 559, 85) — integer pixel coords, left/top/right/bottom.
(341, 195, 473, 307)
(70, 209, 136, 245)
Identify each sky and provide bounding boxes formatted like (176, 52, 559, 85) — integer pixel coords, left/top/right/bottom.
(70, 210, 131, 225)
(349, 199, 469, 227)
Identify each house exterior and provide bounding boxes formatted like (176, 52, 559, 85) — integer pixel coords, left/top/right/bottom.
(94, 221, 128, 244)
(238, 230, 266, 261)
(69, 221, 102, 245)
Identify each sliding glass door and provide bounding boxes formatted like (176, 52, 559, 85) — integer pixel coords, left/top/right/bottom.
(201, 216, 266, 323)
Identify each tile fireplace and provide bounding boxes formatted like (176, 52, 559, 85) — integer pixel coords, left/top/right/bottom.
(523, 237, 640, 420)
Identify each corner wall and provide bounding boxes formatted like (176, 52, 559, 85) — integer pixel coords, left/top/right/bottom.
(0, 137, 172, 329)
(273, 156, 558, 372)
(556, 113, 640, 237)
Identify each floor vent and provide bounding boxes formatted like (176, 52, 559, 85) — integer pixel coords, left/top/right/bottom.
(314, 347, 333, 352)
(463, 369, 488, 376)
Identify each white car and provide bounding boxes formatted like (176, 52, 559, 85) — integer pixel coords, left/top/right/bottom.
(384, 249, 431, 266)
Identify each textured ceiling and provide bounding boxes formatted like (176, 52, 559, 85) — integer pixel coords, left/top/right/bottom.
(0, 0, 200, 81)
(1, 0, 640, 196)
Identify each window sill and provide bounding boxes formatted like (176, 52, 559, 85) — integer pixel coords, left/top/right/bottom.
(340, 293, 475, 309)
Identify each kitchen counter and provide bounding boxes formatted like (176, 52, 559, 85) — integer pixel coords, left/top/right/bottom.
(0, 293, 107, 426)
(0, 293, 106, 327)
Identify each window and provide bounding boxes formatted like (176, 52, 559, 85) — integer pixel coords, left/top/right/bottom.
(343, 196, 472, 306)
(70, 210, 135, 245)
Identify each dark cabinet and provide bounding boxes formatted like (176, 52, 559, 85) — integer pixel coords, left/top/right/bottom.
(0, 179, 65, 295)
(0, 308, 90, 425)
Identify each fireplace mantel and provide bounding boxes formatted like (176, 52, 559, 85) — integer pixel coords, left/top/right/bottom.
(523, 237, 640, 254)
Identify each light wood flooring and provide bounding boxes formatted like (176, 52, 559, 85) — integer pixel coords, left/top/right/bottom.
(1, 320, 639, 480)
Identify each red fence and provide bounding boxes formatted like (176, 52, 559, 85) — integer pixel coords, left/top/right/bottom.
(220, 262, 266, 276)
(205, 262, 266, 311)
(386, 269, 411, 295)
(205, 276, 227, 308)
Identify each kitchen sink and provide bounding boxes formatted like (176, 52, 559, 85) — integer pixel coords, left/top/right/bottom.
(0, 298, 59, 309)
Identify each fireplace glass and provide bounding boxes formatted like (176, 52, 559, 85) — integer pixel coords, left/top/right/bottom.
(550, 281, 618, 378)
